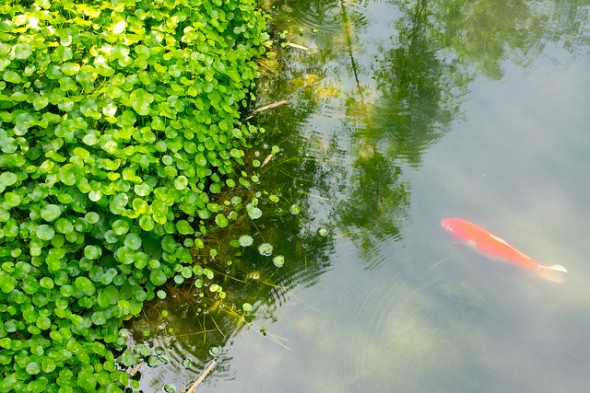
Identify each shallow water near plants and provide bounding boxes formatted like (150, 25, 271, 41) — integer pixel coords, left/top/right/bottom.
(134, 1, 590, 392)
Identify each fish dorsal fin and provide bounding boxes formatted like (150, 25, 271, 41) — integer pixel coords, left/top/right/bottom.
(489, 234, 509, 245)
(488, 233, 533, 260)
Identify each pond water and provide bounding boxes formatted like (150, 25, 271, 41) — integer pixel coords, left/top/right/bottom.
(133, 1, 590, 392)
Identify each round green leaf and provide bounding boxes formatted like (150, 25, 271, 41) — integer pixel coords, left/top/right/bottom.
(26, 362, 41, 375)
(130, 88, 154, 116)
(0, 338, 11, 349)
(174, 176, 188, 190)
(97, 286, 118, 308)
(85, 212, 100, 224)
(0, 271, 16, 293)
(139, 215, 155, 231)
(134, 183, 151, 196)
(3, 192, 21, 207)
(42, 358, 56, 373)
(59, 164, 77, 186)
(112, 219, 130, 235)
(91, 311, 107, 325)
(150, 269, 167, 286)
(55, 218, 74, 234)
(210, 183, 221, 194)
(102, 102, 118, 117)
(36, 225, 55, 241)
(84, 245, 102, 260)
(3, 70, 21, 83)
(112, 20, 127, 34)
(115, 246, 135, 264)
(161, 236, 178, 253)
(258, 243, 273, 256)
(58, 76, 78, 91)
(15, 112, 35, 131)
(88, 189, 102, 201)
(61, 62, 80, 76)
(124, 233, 142, 250)
(40, 204, 61, 222)
(215, 213, 228, 228)
(36, 315, 51, 330)
(14, 42, 33, 59)
(33, 94, 49, 110)
(74, 276, 96, 296)
(176, 220, 194, 235)
(273, 255, 285, 267)
(0, 172, 17, 187)
(39, 277, 54, 289)
(82, 132, 98, 146)
(80, 98, 99, 117)
(238, 235, 253, 247)
(110, 193, 129, 214)
(247, 206, 262, 219)
(46, 64, 62, 79)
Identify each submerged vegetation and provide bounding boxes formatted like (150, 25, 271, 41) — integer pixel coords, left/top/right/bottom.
(0, 0, 274, 391)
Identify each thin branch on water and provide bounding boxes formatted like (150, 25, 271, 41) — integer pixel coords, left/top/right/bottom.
(181, 359, 218, 393)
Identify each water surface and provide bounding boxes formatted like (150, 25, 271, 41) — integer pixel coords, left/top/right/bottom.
(135, 1, 590, 391)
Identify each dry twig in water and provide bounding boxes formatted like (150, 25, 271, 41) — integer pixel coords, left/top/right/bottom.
(181, 359, 218, 393)
(253, 99, 289, 113)
(245, 100, 289, 120)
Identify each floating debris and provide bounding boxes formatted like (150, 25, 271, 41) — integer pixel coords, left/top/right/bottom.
(129, 361, 142, 378)
(285, 42, 311, 51)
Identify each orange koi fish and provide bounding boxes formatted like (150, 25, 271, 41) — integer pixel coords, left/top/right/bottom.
(441, 218, 567, 283)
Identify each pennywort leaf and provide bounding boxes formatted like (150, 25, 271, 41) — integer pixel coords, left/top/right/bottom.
(129, 88, 154, 116)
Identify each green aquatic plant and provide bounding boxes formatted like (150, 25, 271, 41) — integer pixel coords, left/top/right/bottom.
(258, 242, 274, 256)
(0, 0, 271, 391)
(238, 234, 255, 247)
(272, 255, 285, 267)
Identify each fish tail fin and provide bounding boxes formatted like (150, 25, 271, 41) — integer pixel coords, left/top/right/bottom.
(536, 264, 568, 283)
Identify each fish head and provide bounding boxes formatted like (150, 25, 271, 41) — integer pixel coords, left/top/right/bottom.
(440, 218, 455, 232)
(441, 218, 474, 242)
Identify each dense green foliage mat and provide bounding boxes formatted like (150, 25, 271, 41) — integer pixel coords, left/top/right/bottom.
(0, 0, 269, 391)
